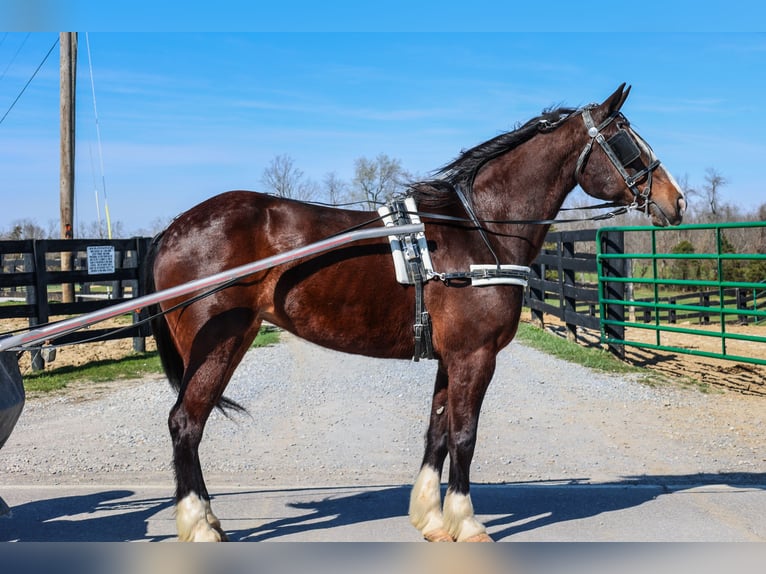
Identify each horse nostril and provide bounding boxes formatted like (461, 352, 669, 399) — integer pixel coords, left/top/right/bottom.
(678, 196, 687, 216)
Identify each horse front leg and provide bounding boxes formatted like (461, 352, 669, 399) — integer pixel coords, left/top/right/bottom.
(442, 351, 496, 542)
(409, 363, 453, 542)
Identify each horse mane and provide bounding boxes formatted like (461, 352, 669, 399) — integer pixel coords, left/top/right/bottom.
(411, 105, 580, 208)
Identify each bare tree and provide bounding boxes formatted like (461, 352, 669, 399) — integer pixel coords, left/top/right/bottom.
(352, 154, 410, 209)
(323, 171, 348, 206)
(700, 168, 728, 222)
(135, 216, 173, 238)
(77, 219, 126, 239)
(2, 219, 47, 240)
(261, 154, 317, 201)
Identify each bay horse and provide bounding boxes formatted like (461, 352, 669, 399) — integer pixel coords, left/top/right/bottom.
(144, 84, 685, 542)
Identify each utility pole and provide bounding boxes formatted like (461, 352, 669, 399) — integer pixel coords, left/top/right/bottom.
(60, 32, 76, 303)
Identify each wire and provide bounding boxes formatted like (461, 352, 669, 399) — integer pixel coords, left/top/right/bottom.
(0, 35, 58, 126)
(85, 32, 112, 239)
(0, 32, 29, 84)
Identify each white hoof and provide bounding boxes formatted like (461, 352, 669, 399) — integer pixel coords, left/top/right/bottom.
(176, 493, 227, 542)
(409, 467, 446, 537)
(443, 490, 488, 542)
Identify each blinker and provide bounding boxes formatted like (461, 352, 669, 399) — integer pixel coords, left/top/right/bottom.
(606, 130, 641, 166)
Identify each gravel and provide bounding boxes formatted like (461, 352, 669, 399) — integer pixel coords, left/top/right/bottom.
(1, 334, 764, 489)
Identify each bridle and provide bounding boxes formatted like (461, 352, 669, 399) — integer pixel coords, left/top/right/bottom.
(575, 106, 662, 217)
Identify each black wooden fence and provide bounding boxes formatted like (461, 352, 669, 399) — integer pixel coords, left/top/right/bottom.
(526, 229, 602, 337)
(0, 237, 152, 370)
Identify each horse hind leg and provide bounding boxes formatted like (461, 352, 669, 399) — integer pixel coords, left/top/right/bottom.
(171, 390, 232, 542)
(170, 310, 259, 542)
(176, 491, 227, 542)
(409, 363, 454, 542)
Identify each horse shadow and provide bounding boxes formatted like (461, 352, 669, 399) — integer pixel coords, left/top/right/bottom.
(226, 471, 766, 542)
(1, 473, 764, 541)
(0, 489, 176, 542)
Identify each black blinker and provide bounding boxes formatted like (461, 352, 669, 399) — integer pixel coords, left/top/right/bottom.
(607, 130, 641, 166)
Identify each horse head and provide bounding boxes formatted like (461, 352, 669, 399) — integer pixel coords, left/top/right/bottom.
(574, 83, 686, 226)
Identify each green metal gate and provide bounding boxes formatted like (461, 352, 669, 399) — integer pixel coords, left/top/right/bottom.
(596, 221, 766, 366)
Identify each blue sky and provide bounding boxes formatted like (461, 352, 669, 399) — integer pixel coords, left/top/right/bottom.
(1, 30, 766, 235)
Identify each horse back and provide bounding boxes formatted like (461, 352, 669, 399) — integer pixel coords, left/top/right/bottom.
(151, 191, 417, 359)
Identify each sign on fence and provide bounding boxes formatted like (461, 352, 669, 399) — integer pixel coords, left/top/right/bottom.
(86, 245, 115, 275)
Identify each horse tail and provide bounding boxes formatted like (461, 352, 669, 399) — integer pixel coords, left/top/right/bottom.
(142, 232, 185, 395)
(142, 232, 246, 415)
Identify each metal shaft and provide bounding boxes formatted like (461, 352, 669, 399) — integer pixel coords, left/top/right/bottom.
(0, 223, 424, 352)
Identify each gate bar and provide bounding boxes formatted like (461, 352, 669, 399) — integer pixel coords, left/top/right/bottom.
(0, 223, 425, 352)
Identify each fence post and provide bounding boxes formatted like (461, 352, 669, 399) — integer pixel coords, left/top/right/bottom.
(111, 249, 125, 300)
(562, 238, 577, 341)
(599, 229, 625, 358)
(24, 251, 44, 372)
(700, 293, 710, 325)
(529, 262, 544, 328)
(132, 237, 152, 352)
(736, 288, 749, 325)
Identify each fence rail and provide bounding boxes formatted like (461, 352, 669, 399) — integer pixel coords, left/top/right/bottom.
(526, 228, 601, 338)
(597, 222, 766, 366)
(0, 237, 152, 370)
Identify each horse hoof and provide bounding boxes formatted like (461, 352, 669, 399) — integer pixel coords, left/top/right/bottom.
(464, 532, 494, 542)
(423, 528, 455, 542)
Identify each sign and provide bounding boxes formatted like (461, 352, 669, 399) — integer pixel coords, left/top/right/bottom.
(87, 245, 115, 275)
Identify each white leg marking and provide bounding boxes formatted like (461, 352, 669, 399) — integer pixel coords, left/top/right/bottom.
(409, 466, 445, 536)
(203, 499, 223, 531)
(443, 490, 487, 542)
(176, 493, 223, 542)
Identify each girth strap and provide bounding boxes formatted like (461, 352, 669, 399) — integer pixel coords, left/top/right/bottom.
(408, 244, 434, 362)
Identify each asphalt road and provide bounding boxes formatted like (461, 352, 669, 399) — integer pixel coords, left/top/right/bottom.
(1, 479, 765, 542)
(2, 335, 765, 546)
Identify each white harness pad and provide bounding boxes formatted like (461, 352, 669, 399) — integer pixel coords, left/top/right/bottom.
(378, 197, 434, 285)
(379, 197, 530, 288)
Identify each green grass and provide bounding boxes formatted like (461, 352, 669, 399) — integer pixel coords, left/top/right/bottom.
(24, 325, 282, 393)
(514, 320, 716, 392)
(252, 324, 281, 348)
(23, 352, 164, 393)
(514, 321, 644, 375)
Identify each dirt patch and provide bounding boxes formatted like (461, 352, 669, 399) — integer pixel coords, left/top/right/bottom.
(1, 317, 156, 377)
(534, 314, 766, 396)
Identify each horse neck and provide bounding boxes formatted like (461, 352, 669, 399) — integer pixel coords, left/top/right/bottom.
(471, 125, 583, 264)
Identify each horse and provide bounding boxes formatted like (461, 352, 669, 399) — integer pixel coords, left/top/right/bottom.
(143, 84, 685, 542)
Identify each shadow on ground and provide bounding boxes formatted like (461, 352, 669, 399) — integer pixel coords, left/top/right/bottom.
(1, 472, 764, 542)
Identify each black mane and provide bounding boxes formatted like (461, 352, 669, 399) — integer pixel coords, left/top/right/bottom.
(411, 106, 580, 207)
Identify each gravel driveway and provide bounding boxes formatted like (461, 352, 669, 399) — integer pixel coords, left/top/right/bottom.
(1, 334, 764, 490)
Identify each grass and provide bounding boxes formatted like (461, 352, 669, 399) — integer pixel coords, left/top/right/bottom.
(23, 352, 164, 393)
(514, 320, 644, 375)
(252, 324, 281, 348)
(23, 325, 282, 393)
(515, 320, 715, 393)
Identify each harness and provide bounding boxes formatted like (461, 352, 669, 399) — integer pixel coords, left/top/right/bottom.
(575, 107, 662, 216)
(378, 196, 530, 361)
(379, 106, 663, 362)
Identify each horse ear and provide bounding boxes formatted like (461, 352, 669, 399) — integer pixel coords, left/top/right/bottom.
(602, 83, 631, 114)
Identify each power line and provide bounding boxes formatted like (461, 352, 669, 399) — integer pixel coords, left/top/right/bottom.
(0, 32, 30, 84)
(0, 35, 59, 126)
(85, 32, 112, 239)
